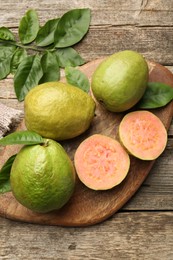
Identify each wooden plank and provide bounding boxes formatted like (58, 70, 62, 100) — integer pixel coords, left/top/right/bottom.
(0, 2, 173, 65)
(1, 26, 172, 64)
(0, 0, 173, 27)
(1, 212, 173, 259)
(168, 124, 173, 136)
(123, 144, 173, 210)
(75, 26, 173, 65)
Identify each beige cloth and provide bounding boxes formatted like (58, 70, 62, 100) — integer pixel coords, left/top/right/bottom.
(0, 103, 23, 138)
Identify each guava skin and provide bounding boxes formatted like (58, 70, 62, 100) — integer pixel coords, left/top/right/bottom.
(24, 82, 96, 141)
(91, 50, 149, 112)
(10, 139, 76, 213)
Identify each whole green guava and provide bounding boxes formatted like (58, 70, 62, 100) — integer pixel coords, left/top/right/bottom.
(91, 50, 149, 112)
(10, 139, 76, 213)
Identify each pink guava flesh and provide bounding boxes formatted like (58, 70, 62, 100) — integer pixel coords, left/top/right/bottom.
(119, 110, 167, 160)
(74, 134, 130, 190)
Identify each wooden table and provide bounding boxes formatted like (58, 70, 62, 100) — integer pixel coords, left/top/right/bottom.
(0, 1, 173, 259)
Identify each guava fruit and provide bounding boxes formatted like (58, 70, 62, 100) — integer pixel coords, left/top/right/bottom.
(10, 139, 76, 213)
(119, 110, 167, 160)
(74, 134, 130, 190)
(24, 82, 95, 141)
(91, 50, 149, 112)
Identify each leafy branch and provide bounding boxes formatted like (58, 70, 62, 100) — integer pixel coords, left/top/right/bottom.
(0, 8, 91, 101)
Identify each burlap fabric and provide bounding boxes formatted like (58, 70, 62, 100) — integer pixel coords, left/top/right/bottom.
(0, 103, 23, 138)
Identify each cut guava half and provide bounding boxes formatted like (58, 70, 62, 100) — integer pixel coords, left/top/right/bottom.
(74, 134, 130, 190)
(119, 110, 168, 160)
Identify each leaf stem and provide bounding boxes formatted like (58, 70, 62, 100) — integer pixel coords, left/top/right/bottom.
(0, 39, 46, 53)
(16, 43, 45, 52)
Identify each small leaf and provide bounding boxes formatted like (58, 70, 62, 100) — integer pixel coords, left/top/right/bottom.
(54, 8, 91, 48)
(39, 51, 60, 83)
(14, 54, 43, 101)
(19, 9, 40, 44)
(0, 179, 11, 193)
(54, 47, 85, 68)
(0, 154, 17, 193)
(0, 130, 44, 146)
(65, 66, 90, 93)
(0, 45, 16, 79)
(0, 27, 15, 41)
(11, 48, 28, 74)
(138, 82, 173, 109)
(36, 18, 60, 47)
(0, 154, 16, 179)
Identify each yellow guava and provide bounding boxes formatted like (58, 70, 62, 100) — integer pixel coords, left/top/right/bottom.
(24, 82, 95, 140)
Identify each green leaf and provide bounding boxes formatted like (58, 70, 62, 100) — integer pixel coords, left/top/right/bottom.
(0, 130, 44, 146)
(11, 48, 28, 74)
(19, 9, 40, 44)
(138, 82, 173, 109)
(14, 54, 43, 101)
(36, 18, 60, 47)
(0, 45, 16, 79)
(0, 179, 11, 193)
(54, 47, 85, 68)
(39, 51, 60, 83)
(0, 154, 17, 193)
(0, 27, 15, 41)
(65, 66, 90, 93)
(54, 8, 91, 48)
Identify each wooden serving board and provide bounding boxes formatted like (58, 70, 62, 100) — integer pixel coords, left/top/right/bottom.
(0, 58, 173, 227)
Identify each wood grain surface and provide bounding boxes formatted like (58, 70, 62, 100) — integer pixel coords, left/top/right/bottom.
(0, 0, 173, 259)
(1, 212, 173, 260)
